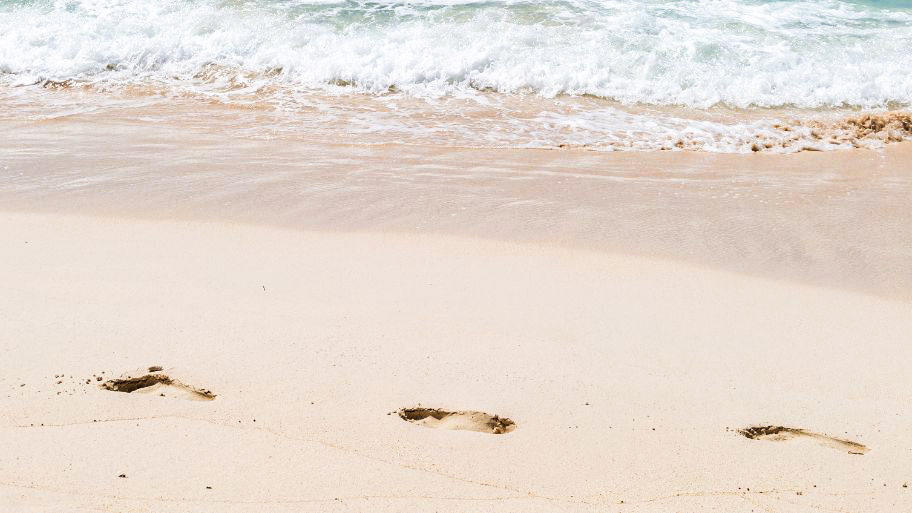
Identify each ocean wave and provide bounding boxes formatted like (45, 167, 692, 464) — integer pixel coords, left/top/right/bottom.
(1, 0, 911, 108)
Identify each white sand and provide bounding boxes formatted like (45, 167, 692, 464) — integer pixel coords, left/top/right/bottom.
(2, 211, 910, 512)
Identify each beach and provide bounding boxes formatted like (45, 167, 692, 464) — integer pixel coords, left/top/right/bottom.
(1, 103, 911, 512)
(2, 100, 911, 300)
(2, 0, 912, 510)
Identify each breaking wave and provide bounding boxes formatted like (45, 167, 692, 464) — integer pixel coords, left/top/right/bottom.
(1, 0, 911, 152)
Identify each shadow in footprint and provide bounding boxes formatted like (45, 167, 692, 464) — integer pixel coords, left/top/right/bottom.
(398, 407, 515, 434)
(101, 367, 215, 401)
(738, 425, 868, 454)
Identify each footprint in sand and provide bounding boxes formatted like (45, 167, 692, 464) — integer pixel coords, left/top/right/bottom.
(398, 407, 515, 434)
(738, 425, 868, 454)
(100, 366, 215, 401)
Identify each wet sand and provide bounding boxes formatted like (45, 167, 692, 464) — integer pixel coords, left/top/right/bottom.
(1, 101, 911, 512)
(1, 103, 910, 300)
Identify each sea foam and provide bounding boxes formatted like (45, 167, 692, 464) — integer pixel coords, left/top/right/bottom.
(1, 0, 911, 152)
(2, 0, 911, 107)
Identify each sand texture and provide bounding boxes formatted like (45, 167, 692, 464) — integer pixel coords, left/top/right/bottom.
(1, 99, 911, 511)
(1, 212, 910, 512)
(2, 109, 911, 301)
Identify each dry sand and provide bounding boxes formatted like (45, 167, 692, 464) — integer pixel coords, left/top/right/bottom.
(1, 212, 910, 513)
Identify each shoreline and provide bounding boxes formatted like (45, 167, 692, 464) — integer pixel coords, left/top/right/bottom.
(2, 107, 910, 301)
(3, 87, 911, 152)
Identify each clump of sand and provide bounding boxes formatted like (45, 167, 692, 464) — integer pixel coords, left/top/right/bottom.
(839, 113, 912, 142)
(751, 112, 912, 152)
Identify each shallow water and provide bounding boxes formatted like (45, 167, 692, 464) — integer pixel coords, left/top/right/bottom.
(1, 0, 910, 152)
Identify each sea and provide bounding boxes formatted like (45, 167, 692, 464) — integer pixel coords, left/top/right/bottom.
(1, 0, 911, 152)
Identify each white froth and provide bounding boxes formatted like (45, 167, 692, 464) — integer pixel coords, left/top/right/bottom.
(1, 0, 911, 107)
(1, 0, 910, 152)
